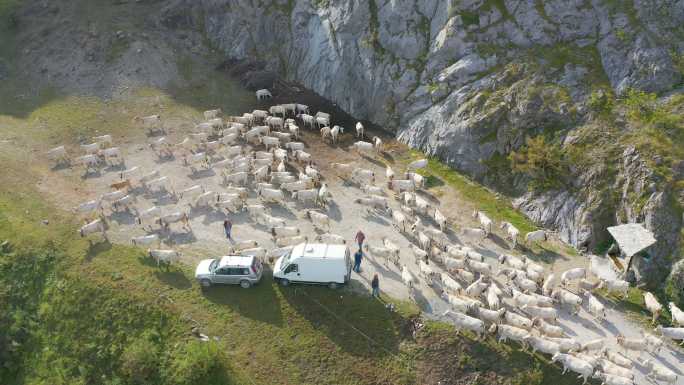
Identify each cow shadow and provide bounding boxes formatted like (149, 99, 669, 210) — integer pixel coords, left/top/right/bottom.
(81, 169, 102, 179)
(488, 233, 512, 250)
(361, 154, 386, 168)
(574, 314, 607, 336)
(380, 152, 395, 163)
(600, 318, 621, 336)
(85, 239, 112, 261)
(520, 244, 569, 263)
(154, 269, 193, 290)
(415, 189, 441, 204)
(150, 192, 179, 206)
(411, 288, 433, 313)
(362, 212, 390, 226)
(365, 258, 402, 282)
(187, 169, 216, 180)
(200, 209, 228, 225)
(154, 154, 176, 164)
(104, 163, 126, 173)
(109, 210, 137, 225)
(167, 230, 197, 245)
(269, 204, 297, 220)
(326, 200, 342, 221)
(50, 162, 71, 171)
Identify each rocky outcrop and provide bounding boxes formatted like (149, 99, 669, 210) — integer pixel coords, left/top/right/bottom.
(170, 0, 684, 284)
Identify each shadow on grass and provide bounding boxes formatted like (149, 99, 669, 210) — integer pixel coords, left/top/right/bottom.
(154, 270, 193, 289)
(85, 239, 112, 261)
(519, 243, 568, 263)
(201, 270, 284, 326)
(278, 284, 405, 357)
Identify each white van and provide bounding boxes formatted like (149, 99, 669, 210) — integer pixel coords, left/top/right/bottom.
(273, 243, 352, 289)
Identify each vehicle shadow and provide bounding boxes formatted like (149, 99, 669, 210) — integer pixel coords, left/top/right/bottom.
(278, 283, 404, 357)
(202, 269, 284, 326)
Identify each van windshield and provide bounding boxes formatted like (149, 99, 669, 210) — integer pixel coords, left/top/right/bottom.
(281, 249, 293, 265)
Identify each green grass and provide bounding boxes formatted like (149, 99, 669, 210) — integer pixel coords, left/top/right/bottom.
(597, 287, 673, 328)
(459, 11, 480, 27)
(402, 151, 538, 234)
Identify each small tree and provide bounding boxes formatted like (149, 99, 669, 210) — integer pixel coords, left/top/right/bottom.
(509, 136, 566, 190)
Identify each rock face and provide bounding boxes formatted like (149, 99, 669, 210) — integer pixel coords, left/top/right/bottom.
(169, 0, 684, 285)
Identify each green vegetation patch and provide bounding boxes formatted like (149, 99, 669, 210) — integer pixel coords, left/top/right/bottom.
(509, 136, 568, 191)
(401, 150, 538, 234)
(459, 11, 480, 27)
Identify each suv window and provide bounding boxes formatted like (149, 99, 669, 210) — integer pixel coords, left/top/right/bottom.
(215, 267, 230, 275)
(226, 267, 249, 275)
(284, 264, 298, 274)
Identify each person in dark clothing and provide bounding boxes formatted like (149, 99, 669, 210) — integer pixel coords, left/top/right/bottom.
(353, 249, 363, 273)
(371, 274, 380, 298)
(223, 219, 233, 242)
(355, 230, 365, 250)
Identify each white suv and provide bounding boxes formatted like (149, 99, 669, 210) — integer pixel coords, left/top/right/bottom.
(195, 255, 263, 289)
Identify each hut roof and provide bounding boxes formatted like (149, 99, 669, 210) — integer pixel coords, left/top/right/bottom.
(607, 223, 656, 258)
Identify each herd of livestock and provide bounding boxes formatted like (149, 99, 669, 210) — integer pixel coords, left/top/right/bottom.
(45, 93, 684, 385)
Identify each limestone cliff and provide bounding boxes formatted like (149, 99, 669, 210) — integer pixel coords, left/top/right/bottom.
(162, 0, 684, 285)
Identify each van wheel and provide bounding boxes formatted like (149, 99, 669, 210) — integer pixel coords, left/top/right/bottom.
(240, 280, 252, 289)
(200, 279, 212, 288)
(279, 279, 290, 287)
(328, 282, 338, 290)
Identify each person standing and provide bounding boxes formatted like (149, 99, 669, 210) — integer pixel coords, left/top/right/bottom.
(371, 274, 380, 298)
(223, 219, 233, 243)
(355, 230, 365, 250)
(353, 249, 363, 273)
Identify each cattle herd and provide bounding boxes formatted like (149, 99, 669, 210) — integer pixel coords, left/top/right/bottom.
(46, 90, 684, 385)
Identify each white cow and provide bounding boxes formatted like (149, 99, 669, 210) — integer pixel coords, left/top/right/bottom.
(500, 222, 519, 248)
(134, 115, 163, 134)
(434, 209, 448, 232)
(353, 141, 374, 154)
(316, 233, 346, 245)
(669, 302, 684, 326)
(643, 291, 663, 324)
(355, 122, 364, 138)
(551, 353, 593, 384)
(131, 234, 160, 247)
(259, 188, 286, 205)
(148, 249, 181, 267)
(47, 145, 69, 166)
(255, 89, 272, 100)
(471, 210, 493, 235)
(78, 218, 107, 240)
(204, 108, 222, 120)
(525, 229, 547, 244)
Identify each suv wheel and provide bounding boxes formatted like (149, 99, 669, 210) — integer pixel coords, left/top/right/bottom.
(328, 282, 338, 290)
(240, 280, 252, 289)
(200, 279, 212, 288)
(279, 278, 290, 287)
